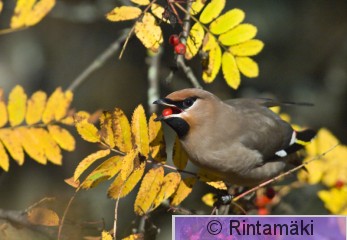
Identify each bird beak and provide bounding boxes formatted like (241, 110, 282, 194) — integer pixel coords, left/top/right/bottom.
(153, 98, 183, 121)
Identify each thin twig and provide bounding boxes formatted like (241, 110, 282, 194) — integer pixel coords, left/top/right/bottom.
(176, 56, 202, 88)
(113, 181, 126, 240)
(147, 47, 163, 113)
(58, 190, 79, 240)
(232, 144, 340, 202)
(146, 159, 197, 176)
(25, 197, 55, 212)
(67, 29, 130, 92)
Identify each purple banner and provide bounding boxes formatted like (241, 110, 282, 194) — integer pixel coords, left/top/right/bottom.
(173, 216, 346, 240)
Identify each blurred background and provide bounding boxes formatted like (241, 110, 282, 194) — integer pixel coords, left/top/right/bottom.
(0, 0, 346, 239)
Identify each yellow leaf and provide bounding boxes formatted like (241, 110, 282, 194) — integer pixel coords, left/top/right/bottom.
(27, 207, 59, 226)
(0, 100, 7, 128)
(131, 0, 150, 6)
(306, 128, 339, 156)
(10, 0, 36, 28)
(148, 113, 166, 163)
(108, 162, 145, 199)
(201, 34, 222, 83)
(199, 0, 225, 24)
(113, 108, 132, 152)
(219, 24, 257, 46)
(152, 172, 181, 209)
(55, 90, 73, 121)
(122, 233, 144, 240)
(100, 111, 115, 148)
(47, 125, 75, 151)
(81, 156, 123, 189)
(134, 167, 164, 215)
(190, 0, 206, 16)
(25, 0, 55, 27)
(185, 23, 205, 60)
(230, 39, 264, 57)
(173, 137, 188, 170)
(151, 4, 170, 24)
(222, 52, 240, 89)
(8, 85, 27, 126)
(135, 12, 163, 52)
(0, 1, 3, 14)
(74, 149, 111, 181)
(198, 169, 227, 190)
(210, 8, 245, 35)
(17, 127, 46, 164)
(25, 91, 47, 125)
(34, 128, 62, 165)
(318, 187, 347, 214)
(76, 118, 100, 143)
(42, 88, 63, 123)
(171, 177, 196, 206)
(106, 6, 142, 22)
(101, 231, 113, 240)
(0, 129, 24, 165)
(236, 56, 259, 78)
(120, 149, 138, 180)
(131, 105, 149, 157)
(202, 193, 216, 207)
(0, 142, 9, 172)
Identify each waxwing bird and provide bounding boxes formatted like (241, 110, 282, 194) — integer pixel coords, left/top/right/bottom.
(153, 88, 316, 186)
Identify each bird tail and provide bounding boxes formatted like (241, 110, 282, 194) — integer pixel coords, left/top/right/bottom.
(285, 129, 317, 155)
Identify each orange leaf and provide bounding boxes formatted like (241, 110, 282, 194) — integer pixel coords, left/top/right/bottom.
(27, 207, 59, 226)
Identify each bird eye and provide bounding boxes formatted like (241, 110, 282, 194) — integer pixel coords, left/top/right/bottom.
(182, 97, 196, 108)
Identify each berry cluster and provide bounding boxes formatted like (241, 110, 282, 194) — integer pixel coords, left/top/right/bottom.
(169, 35, 186, 55)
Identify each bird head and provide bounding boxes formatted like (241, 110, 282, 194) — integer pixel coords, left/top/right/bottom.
(153, 88, 220, 139)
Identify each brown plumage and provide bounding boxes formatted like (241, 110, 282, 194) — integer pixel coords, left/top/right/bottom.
(154, 89, 316, 186)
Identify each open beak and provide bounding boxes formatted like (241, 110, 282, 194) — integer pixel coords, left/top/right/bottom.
(153, 98, 183, 121)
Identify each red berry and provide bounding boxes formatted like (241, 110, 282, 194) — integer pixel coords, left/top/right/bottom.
(174, 43, 186, 55)
(255, 195, 271, 208)
(335, 180, 344, 189)
(265, 187, 276, 199)
(169, 35, 180, 46)
(258, 207, 269, 215)
(162, 108, 173, 116)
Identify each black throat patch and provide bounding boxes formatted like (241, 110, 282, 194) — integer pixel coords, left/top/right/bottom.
(164, 117, 190, 139)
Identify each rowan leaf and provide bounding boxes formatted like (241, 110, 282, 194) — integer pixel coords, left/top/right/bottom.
(134, 12, 163, 52)
(209, 8, 245, 35)
(122, 233, 144, 240)
(108, 162, 146, 199)
(173, 137, 188, 170)
(185, 23, 205, 60)
(190, 0, 206, 15)
(55, 90, 73, 121)
(8, 85, 27, 127)
(198, 169, 227, 190)
(202, 193, 216, 207)
(230, 39, 264, 57)
(0, 100, 7, 128)
(76, 118, 100, 143)
(152, 172, 181, 209)
(148, 114, 166, 163)
(25, 0, 55, 27)
(27, 207, 59, 226)
(25, 91, 47, 125)
(0, 142, 9, 172)
(120, 149, 138, 180)
(131, 0, 150, 6)
(73, 149, 111, 181)
(101, 231, 113, 240)
(222, 52, 240, 89)
(81, 156, 123, 189)
(113, 108, 132, 152)
(100, 111, 115, 148)
(199, 0, 225, 24)
(201, 34, 222, 83)
(219, 24, 257, 46)
(106, 6, 142, 22)
(131, 105, 149, 157)
(134, 167, 164, 215)
(236, 56, 259, 78)
(171, 177, 197, 206)
(17, 127, 46, 164)
(0, 1, 3, 14)
(151, 4, 170, 24)
(64, 176, 80, 188)
(47, 125, 75, 151)
(0, 129, 24, 165)
(34, 128, 62, 165)
(42, 88, 64, 123)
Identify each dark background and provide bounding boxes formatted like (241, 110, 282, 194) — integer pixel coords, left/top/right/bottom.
(0, 0, 346, 239)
